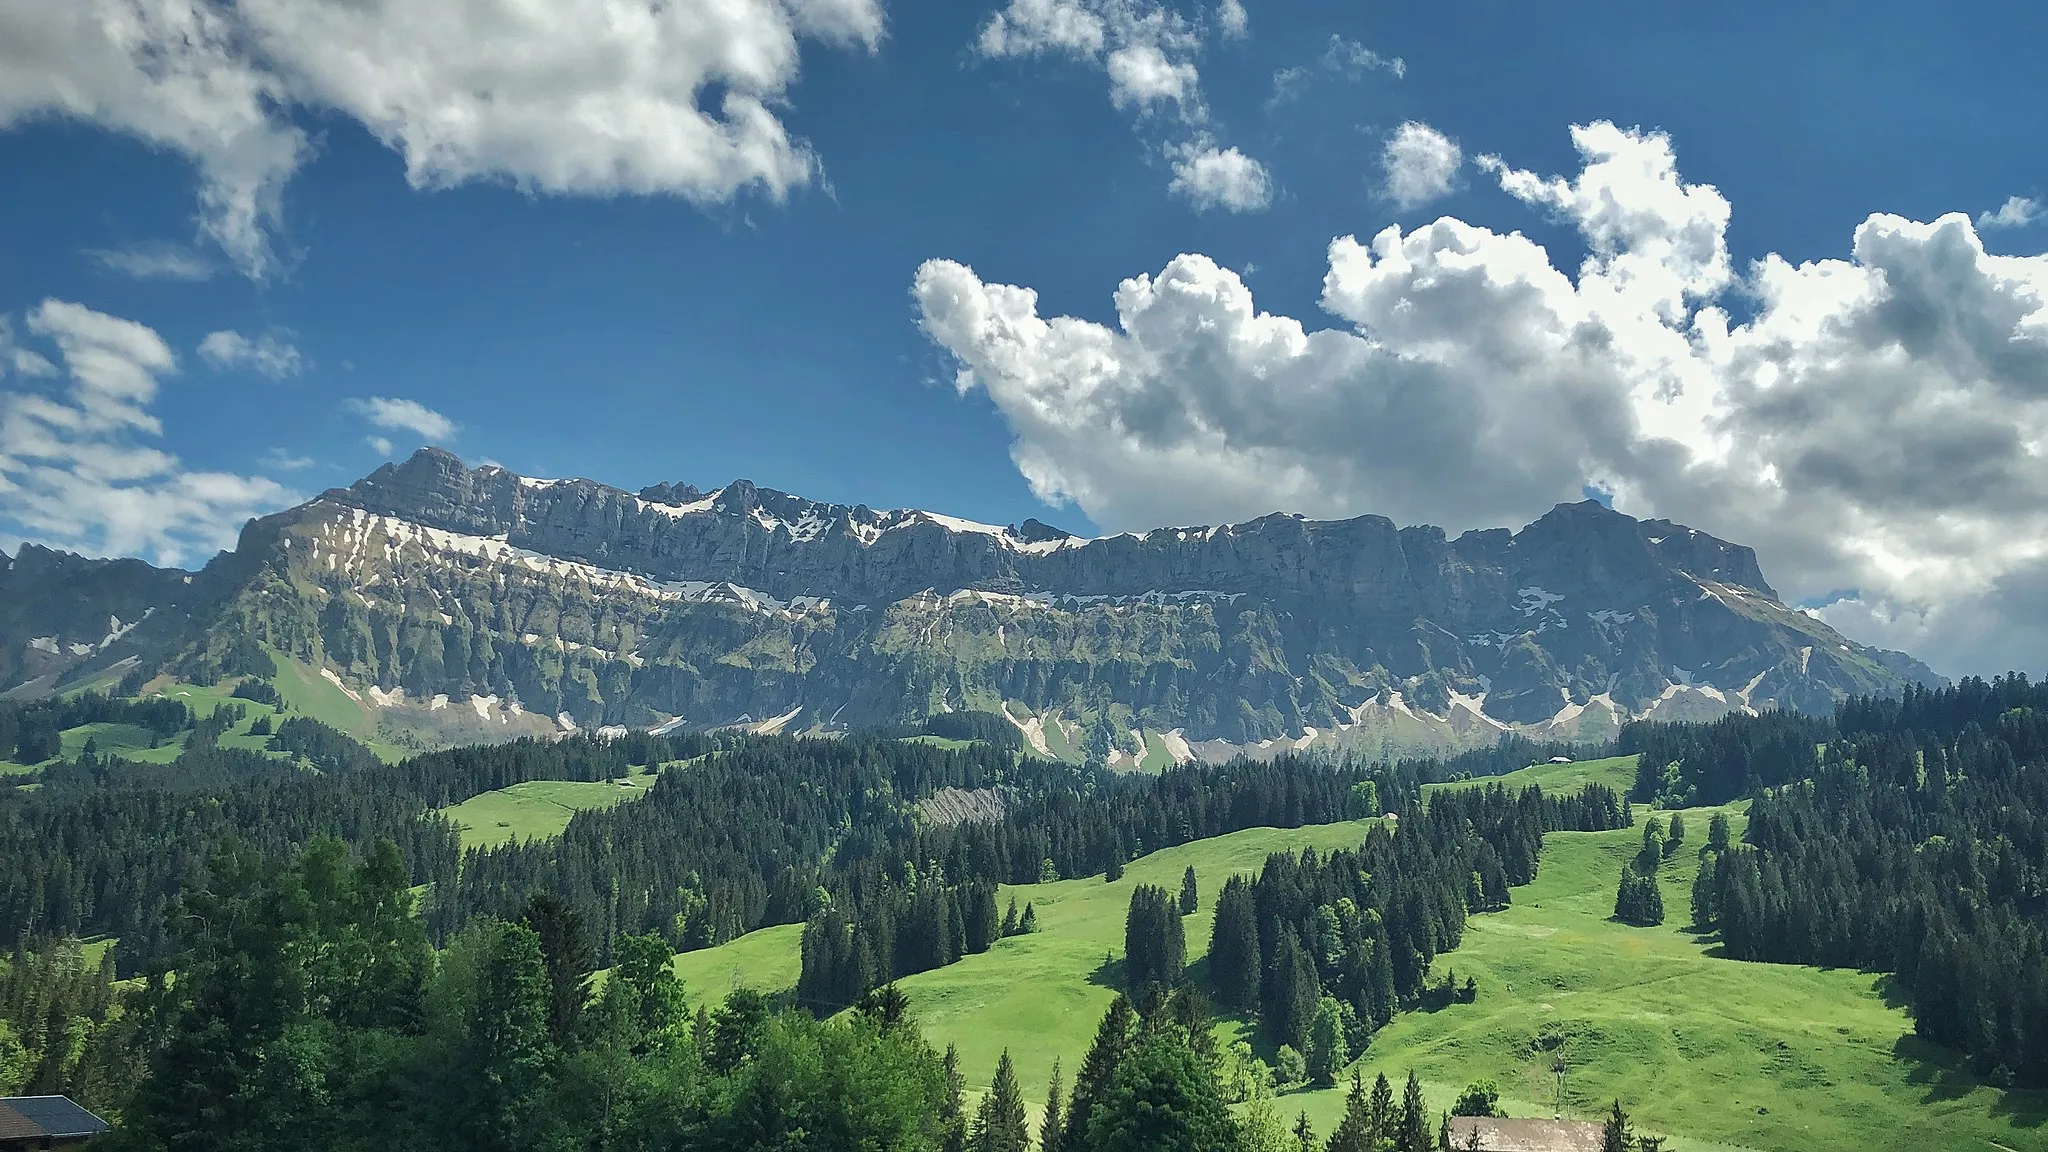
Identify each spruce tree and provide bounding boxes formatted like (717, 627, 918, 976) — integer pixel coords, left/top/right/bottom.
(1062, 995, 1135, 1152)
(1208, 876, 1261, 1010)
(1707, 812, 1731, 852)
(1107, 854, 1125, 882)
(520, 892, 594, 1050)
(1003, 897, 1020, 938)
(1294, 1112, 1317, 1152)
(971, 1049, 1030, 1152)
(1041, 1059, 1064, 1151)
(1601, 1100, 1633, 1152)
(1367, 1072, 1395, 1148)
(1180, 866, 1199, 915)
(941, 1043, 968, 1152)
(1020, 903, 1039, 934)
(1325, 1070, 1372, 1152)
(1085, 1030, 1239, 1152)
(1398, 1071, 1429, 1152)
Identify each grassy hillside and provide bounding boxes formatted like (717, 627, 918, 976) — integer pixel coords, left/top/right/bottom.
(651, 763, 2046, 1151)
(1273, 809, 2046, 1151)
(437, 770, 657, 849)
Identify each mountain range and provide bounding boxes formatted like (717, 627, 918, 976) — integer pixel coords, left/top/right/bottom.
(1, 448, 1939, 762)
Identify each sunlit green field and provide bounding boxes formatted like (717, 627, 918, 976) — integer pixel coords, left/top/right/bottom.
(437, 771, 657, 849)
(656, 757, 2047, 1152)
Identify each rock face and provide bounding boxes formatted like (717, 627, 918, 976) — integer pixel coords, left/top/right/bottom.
(0, 545, 203, 697)
(7, 448, 1942, 758)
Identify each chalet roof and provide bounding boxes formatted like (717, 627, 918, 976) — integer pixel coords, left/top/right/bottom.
(1446, 1116, 1606, 1152)
(0, 1097, 111, 1142)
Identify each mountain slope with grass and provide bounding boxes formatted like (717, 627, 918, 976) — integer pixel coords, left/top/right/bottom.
(2, 450, 1938, 760)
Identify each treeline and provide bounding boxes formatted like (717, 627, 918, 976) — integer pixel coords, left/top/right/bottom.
(101, 833, 1515, 1152)
(1681, 674, 2048, 1086)
(797, 881, 1036, 1011)
(787, 754, 1395, 1011)
(94, 837, 970, 1151)
(1209, 781, 1630, 1075)
(1623, 710, 1829, 806)
(0, 729, 710, 973)
(0, 692, 190, 764)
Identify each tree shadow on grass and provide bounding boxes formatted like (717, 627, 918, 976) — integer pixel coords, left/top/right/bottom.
(1892, 1035, 2048, 1128)
(1086, 952, 1127, 993)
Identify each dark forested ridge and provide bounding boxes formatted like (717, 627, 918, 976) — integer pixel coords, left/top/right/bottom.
(0, 725, 711, 972)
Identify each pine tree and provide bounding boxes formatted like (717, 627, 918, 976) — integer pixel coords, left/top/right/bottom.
(1208, 875, 1262, 1010)
(1707, 812, 1731, 852)
(1062, 995, 1135, 1152)
(521, 892, 594, 1050)
(1367, 1072, 1395, 1148)
(1325, 1070, 1372, 1152)
(971, 1049, 1030, 1152)
(1041, 1059, 1064, 1151)
(1398, 1071, 1430, 1152)
(1601, 1100, 1633, 1152)
(941, 1043, 968, 1152)
(1180, 866, 1199, 915)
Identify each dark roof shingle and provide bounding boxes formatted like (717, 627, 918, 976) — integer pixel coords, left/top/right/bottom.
(0, 1096, 112, 1140)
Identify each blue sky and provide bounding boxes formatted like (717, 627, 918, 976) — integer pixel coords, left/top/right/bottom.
(1, 0, 2045, 676)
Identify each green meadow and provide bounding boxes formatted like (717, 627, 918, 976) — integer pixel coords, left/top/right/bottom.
(657, 758, 2047, 1152)
(436, 770, 658, 849)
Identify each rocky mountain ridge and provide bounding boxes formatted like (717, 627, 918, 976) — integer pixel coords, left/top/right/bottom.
(5, 448, 1940, 760)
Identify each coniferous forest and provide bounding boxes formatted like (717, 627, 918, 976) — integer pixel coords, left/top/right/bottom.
(1681, 676, 2048, 1086)
(3, 674, 2048, 1142)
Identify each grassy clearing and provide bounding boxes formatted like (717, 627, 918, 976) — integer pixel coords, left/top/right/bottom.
(670, 923, 806, 999)
(901, 735, 978, 751)
(437, 770, 657, 849)
(1425, 754, 1639, 798)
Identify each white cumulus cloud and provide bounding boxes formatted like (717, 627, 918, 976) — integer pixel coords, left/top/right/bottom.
(347, 397, 456, 443)
(0, 0, 883, 279)
(0, 300, 296, 564)
(1217, 0, 1247, 39)
(1382, 121, 1461, 209)
(199, 329, 303, 379)
(913, 120, 2048, 678)
(1170, 144, 1273, 212)
(1979, 196, 2041, 230)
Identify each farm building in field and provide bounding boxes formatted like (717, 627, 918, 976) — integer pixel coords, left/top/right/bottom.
(1444, 1116, 1606, 1152)
(0, 1096, 110, 1149)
